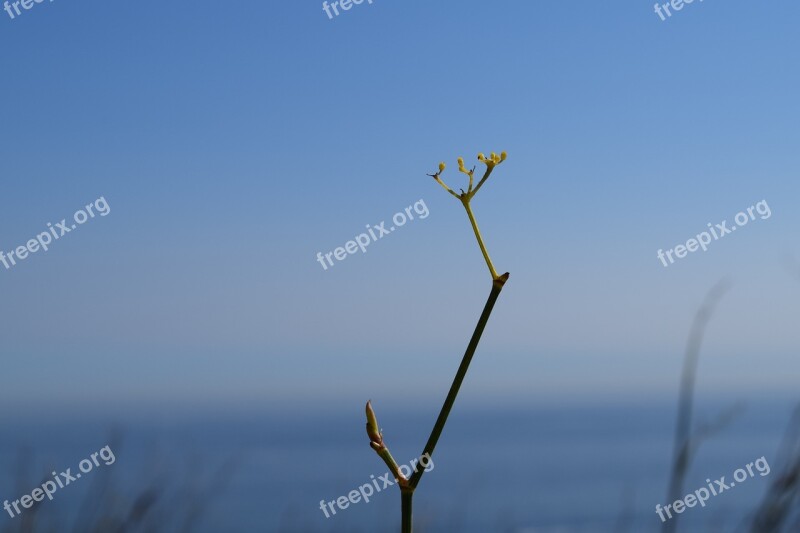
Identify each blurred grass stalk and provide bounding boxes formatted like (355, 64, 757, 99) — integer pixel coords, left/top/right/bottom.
(663, 280, 736, 533)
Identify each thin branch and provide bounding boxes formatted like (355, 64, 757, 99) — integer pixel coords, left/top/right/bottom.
(401, 489, 413, 533)
(470, 166, 494, 196)
(408, 273, 509, 489)
(461, 198, 499, 280)
(429, 174, 460, 199)
(468, 166, 475, 192)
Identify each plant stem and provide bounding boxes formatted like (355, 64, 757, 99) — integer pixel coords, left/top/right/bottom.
(663, 281, 730, 533)
(401, 488, 413, 533)
(408, 273, 509, 491)
(461, 198, 499, 280)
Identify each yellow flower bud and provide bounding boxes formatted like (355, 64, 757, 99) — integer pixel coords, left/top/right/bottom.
(438, 162, 446, 172)
(477, 153, 485, 161)
(457, 157, 464, 167)
(500, 151, 507, 161)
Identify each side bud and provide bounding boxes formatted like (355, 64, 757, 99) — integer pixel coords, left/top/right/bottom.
(366, 400, 383, 446)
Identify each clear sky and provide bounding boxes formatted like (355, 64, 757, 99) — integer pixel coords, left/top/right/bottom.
(1, 0, 799, 416)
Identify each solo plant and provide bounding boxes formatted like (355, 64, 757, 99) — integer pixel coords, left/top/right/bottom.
(365, 151, 510, 532)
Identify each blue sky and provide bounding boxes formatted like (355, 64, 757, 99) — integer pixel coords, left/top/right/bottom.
(1, 0, 798, 416)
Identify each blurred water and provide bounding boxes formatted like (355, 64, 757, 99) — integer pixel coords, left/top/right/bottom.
(0, 400, 793, 532)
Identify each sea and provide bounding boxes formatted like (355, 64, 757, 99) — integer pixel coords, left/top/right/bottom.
(0, 399, 795, 532)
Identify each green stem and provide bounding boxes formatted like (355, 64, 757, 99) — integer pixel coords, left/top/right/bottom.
(461, 198, 499, 280)
(401, 488, 413, 533)
(408, 273, 509, 490)
(374, 445, 408, 486)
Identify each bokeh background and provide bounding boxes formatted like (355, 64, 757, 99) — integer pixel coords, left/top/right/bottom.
(1, 1, 799, 531)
